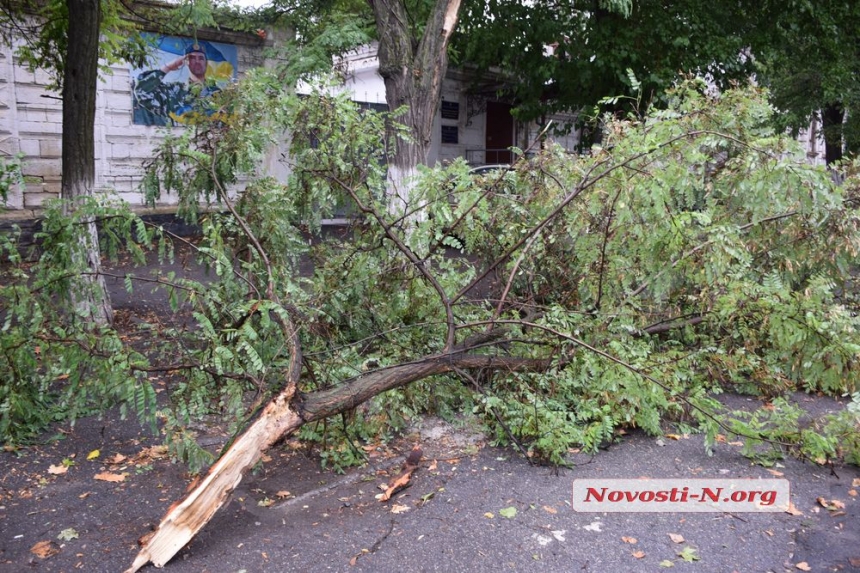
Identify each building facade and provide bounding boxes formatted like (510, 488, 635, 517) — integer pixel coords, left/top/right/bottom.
(0, 25, 275, 211)
(1, 33, 586, 213)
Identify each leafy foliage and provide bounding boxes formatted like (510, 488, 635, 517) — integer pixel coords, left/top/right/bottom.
(0, 0, 152, 90)
(455, 0, 755, 126)
(0, 198, 163, 443)
(132, 73, 860, 469)
(0, 153, 23, 205)
(3, 74, 859, 472)
(748, 1, 860, 158)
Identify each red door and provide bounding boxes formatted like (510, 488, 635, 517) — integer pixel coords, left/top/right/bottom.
(485, 102, 513, 164)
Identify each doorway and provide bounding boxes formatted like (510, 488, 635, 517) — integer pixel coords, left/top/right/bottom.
(485, 102, 514, 164)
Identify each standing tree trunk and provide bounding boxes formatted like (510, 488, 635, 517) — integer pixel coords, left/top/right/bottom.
(822, 102, 844, 166)
(370, 0, 462, 214)
(62, 0, 113, 325)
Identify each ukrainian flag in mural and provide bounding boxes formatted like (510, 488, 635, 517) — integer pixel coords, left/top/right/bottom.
(130, 33, 238, 126)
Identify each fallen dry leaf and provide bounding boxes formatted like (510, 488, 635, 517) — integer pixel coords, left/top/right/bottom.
(817, 497, 846, 511)
(543, 505, 558, 514)
(767, 469, 784, 477)
(135, 445, 168, 462)
(632, 550, 646, 559)
(47, 464, 68, 475)
(665, 433, 682, 440)
(668, 533, 685, 544)
(94, 471, 126, 483)
(30, 540, 60, 559)
(853, 478, 860, 487)
(484, 512, 494, 519)
(848, 557, 860, 567)
(275, 490, 291, 499)
(848, 489, 857, 497)
(390, 503, 410, 514)
(86, 449, 100, 460)
(621, 536, 637, 544)
(795, 562, 811, 571)
(106, 453, 127, 465)
(428, 459, 438, 471)
(786, 501, 803, 516)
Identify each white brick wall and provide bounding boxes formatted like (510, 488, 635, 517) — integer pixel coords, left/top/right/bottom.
(1, 26, 275, 211)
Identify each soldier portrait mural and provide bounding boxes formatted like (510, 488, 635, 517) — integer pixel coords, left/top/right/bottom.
(131, 34, 238, 126)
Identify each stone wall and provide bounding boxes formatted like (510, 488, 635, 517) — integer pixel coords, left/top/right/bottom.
(0, 24, 273, 212)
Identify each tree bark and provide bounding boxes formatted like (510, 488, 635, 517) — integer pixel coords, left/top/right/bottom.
(370, 0, 462, 213)
(62, 0, 113, 326)
(126, 349, 548, 572)
(822, 102, 844, 166)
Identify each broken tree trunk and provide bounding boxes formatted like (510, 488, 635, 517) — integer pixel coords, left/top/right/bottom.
(126, 350, 547, 572)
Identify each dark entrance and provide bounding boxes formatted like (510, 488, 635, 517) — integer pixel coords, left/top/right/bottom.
(485, 101, 514, 164)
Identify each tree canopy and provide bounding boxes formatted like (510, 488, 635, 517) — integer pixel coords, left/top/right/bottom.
(271, 0, 858, 163)
(747, 0, 860, 164)
(455, 0, 751, 121)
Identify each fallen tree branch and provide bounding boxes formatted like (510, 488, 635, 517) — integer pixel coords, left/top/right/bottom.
(126, 349, 550, 572)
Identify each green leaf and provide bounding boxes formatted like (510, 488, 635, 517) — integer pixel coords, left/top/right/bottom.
(57, 528, 79, 541)
(677, 547, 700, 563)
(499, 506, 517, 519)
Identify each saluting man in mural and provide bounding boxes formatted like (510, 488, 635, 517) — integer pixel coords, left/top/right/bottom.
(131, 36, 237, 126)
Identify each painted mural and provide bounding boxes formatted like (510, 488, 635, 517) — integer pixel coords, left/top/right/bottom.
(131, 34, 238, 126)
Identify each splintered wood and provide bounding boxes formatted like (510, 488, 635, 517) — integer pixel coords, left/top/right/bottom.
(379, 446, 423, 502)
(125, 395, 303, 573)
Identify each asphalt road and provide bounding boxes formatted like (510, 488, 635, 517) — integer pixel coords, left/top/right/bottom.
(1, 407, 859, 573)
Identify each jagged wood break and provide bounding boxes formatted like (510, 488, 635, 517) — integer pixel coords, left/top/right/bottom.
(126, 349, 547, 572)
